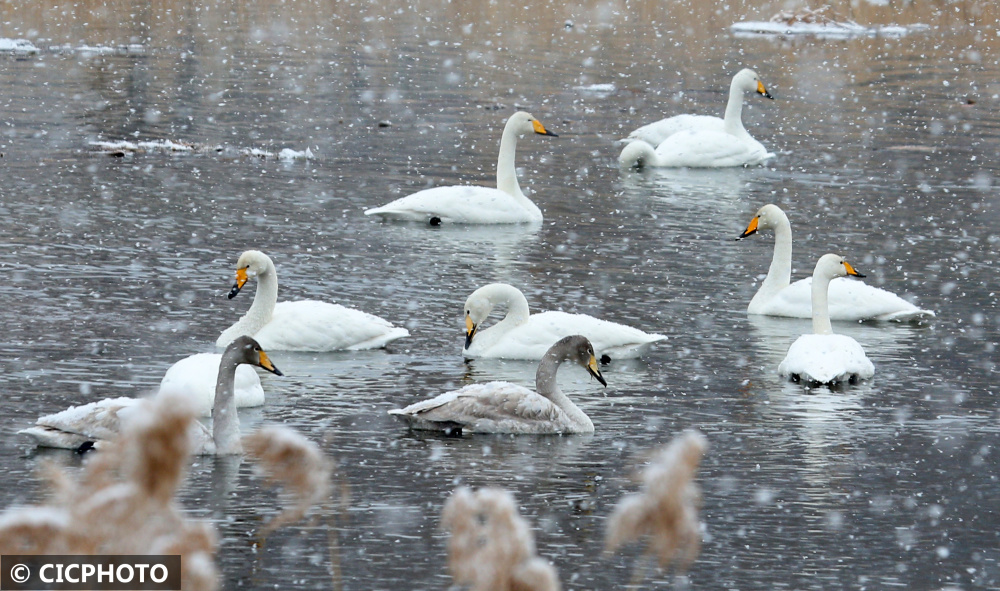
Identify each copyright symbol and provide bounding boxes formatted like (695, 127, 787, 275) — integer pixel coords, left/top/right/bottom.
(10, 563, 30, 583)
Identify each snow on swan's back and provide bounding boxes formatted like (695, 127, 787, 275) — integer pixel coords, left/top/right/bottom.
(777, 254, 875, 385)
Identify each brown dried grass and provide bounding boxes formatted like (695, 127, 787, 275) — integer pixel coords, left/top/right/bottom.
(441, 487, 560, 591)
(243, 426, 334, 535)
(0, 394, 217, 590)
(605, 430, 708, 577)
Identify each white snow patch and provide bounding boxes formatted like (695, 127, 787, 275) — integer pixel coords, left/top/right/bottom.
(731, 20, 927, 39)
(574, 83, 617, 96)
(0, 38, 40, 53)
(278, 147, 314, 160)
(90, 139, 314, 160)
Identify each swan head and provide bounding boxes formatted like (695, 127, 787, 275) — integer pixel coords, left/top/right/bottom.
(507, 111, 558, 138)
(227, 250, 273, 299)
(552, 335, 607, 387)
(735, 68, 773, 100)
(737, 203, 787, 239)
(815, 253, 866, 281)
(228, 335, 284, 376)
(463, 292, 495, 349)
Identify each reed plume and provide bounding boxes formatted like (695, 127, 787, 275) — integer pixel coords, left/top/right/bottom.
(441, 486, 560, 591)
(605, 429, 708, 577)
(243, 425, 333, 534)
(0, 394, 218, 589)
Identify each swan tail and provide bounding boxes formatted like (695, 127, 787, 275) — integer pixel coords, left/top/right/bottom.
(618, 140, 657, 170)
(877, 308, 936, 323)
(346, 327, 410, 350)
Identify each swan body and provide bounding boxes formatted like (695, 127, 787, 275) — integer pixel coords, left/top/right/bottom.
(217, 250, 409, 351)
(738, 204, 935, 322)
(364, 111, 556, 224)
(620, 68, 774, 169)
(158, 352, 264, 416)
(462, 283, 666, 360)
(389, 335, 607, 434)
(20, 337, 284, 455)
(618, 130, 772, 168)
(777, 254, 875, 385)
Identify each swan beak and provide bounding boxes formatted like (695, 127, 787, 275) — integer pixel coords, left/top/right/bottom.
(757, 81, 774, 100)
(464, 315, 478, 349)
(228, 268, 249, 299)
(843, 260, 866, 278)
(737, 215, 759, 240)
(258, 350, 283, 376)
(532, 119, 558, 137)
(587, 355, 607, 387)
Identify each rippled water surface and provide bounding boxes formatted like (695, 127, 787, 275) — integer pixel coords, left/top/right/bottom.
(1, 1, 999, 589)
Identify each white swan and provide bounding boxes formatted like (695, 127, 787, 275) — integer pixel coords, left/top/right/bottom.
(619, 68, 774, 169)
(364, 111, 556, 224)
(158, 352, 264, 416)
(778, 254, 875, 385)
(462, 283, 666, 360)
(738, 204, 935, 322)
(389, 335, 607, 434)
(217, 250, 410, 351)
(20, 336, 283, 454)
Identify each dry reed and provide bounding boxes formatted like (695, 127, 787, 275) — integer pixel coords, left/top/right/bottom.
(441, 486, 560, 591)
(243, 426, 334, 535)
(605, 429, 708, 578)
(0, 393, 218, 589)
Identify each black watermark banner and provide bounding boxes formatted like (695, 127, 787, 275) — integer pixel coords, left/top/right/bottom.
(0, 555, 181, 590)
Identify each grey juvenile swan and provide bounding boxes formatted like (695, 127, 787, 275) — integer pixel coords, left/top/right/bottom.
(389, 335, 607, 434)
(20, 336, 283, 455)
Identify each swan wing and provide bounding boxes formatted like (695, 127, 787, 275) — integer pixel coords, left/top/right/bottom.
(653, 129, 771, 168)
(365, 186, 540, 224)
(158, 353, 265, 415)
(19, 397, 141, 448)
(625, 114, 724, 146)
(778, 334, 875, 384)
(388, 382, 566, 433)
(757, 277, 935, 322)
(466, 311, 665, 360)
(253, 301, 409, 351)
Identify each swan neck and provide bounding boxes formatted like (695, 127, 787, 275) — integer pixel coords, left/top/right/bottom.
(535, 352, 592, 431)
(749, 217, 793, 310)
(472, 285, 531, 351)
(767, 218, 793, 287)
(242, 261, 279, 333)
(211, 349, 243, 455)
(811, 273, 834, 335)
(495, 122, 523, 198)
(495, 284, 530, 322)
(723, 78, 748, 135)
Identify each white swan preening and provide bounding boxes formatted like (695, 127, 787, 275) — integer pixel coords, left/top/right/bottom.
(158, 352, 264, 416)
(738, 204, 935, 322)
(363, 111, 556, 224)
(462, 283, 666, 360)
(20, 336, 283, 454)
(619, 68, 774, 169)
(778, 254, 875, 385)
(217, 250, 410, 351)
(389, 335, 607, 434)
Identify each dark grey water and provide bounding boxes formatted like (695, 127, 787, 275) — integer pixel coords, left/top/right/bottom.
(1, 1, 999, 589)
